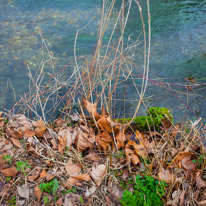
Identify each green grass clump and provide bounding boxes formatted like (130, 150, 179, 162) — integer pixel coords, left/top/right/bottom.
(120, 175, 167, 206)
(39, 178, 59, 195)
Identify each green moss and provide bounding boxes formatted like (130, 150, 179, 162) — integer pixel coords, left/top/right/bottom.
(116, 107, 173, 131)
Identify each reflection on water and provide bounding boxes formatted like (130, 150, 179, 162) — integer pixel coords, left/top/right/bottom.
(0, 0, 206, 121)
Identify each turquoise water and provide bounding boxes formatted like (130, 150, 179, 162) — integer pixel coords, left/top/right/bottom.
(0, 0, 206, 121)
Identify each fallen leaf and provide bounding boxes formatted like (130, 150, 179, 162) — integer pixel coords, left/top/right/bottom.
(34, 186, 42, 201)
(85, 185, 96, 197)
(83, 99, 100, 120)
(122, 169, 129, 181)
(96, 131, 112, 153)
(176, 152, 198, 172)
(65, 159, 81, 176)
(125, 147, 140, 165)
(58, 128, 76, 148)
(179, 190, 186, 206)
(10, 138, 22, 148)
(64, 177, 79, 189)
(1, 166, 18, 177)
(159, 167, 174, 182)
(40, 169, 47, 178)
(75, 128, 95, 152)
(97, 115, 119, 133)
(84, 150, 100, 162)
(131, 153, 140, 165)
(58, 135, 66, 154)
(115, 127, 126, 149)
(196, 175, 206, 189)
(74, 173, 91, 181)
(24, 129, 35, 137)
(17, 185, 29, 199)
(199, 200, 206, 205)
(64, 196, 74, 206)
(5, 127, 23, 139)
(16, 114, 33, 129)
(32, 119, 46, 137)
(56, 197, 63, 206)
(46, 160, 53, 167)
(91, 164, 107, 186)
(0, 152, 7, 168)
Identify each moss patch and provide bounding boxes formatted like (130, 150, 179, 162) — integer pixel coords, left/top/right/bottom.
(116, 107, 173, 131)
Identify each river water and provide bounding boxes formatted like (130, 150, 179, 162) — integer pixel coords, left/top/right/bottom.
(0, 0, 206, 122)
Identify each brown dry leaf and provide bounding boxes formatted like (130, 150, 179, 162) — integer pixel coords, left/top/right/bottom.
(56, 197, 63, 206)
(46, 174, 55, 181)
(127, 140, 147, 159)
(199, 200, 206, 205)
(51, 139, 57, 150)
(64, 177, 79, 189)
(40, 169, 47, 178)
(58, 135, 66, 154)
(83, 98, 100, 120)
(5, 127, 23, 139)
(1, 166, 18, 177)
(0, 113, 5, 129)
(125, 147, 140, 165)
(84, 150, 100, 162)
(179, 190, 186, 206)
(159, 167, 174, 182)
(34, 186, 42, 202)
(115, 127, 126, 149)
(17, 185, 29, 200)
(171, 125, 179, 138)
(16, 114, 32, 129)
(32, 119, 46, 137)
(101, 106, 108, 116)
(131, 153, 141, 165)
(58, 128, 76, 148)
(46, 160, 53, 167)
(196, 174, 206, 189)
(74, 173, 91, 181)
(85, 185, 97, 197)
(0, 152, 7, 168)
(176, 152, 198, 172)
(65, 159, 81, 176)
(97, 115, 119, 133)
(24, 129, 35, 137)
(10, 137, 22, 148)
(91, 164, 107, 186)
(96, 131, 112, 153)
(53, 118, 67, 129)
(27, 168, 41, 182)
(105, 196, 114, 206)
(122, 169, 129, 181)
(75, 128, 95, 152)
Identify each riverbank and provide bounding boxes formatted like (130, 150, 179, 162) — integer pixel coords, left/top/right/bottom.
(0, 103, 205, 205)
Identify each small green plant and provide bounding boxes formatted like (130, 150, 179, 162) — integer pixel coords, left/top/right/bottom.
(115, 150, 124, 159)
(192, 155, 205, 167)
(4, 119, 9, 124)
(120, 175, 167, 206)
(6, 177, 11, 181)
(80, 196, 84, 203)
(16, 161, 31, 176)
(62, 186, 77, 194)
(43, 196, 50, 204)
(3, 155, 12, 164)
(39, 178, 59, 195)
(8, 196, 16, 206)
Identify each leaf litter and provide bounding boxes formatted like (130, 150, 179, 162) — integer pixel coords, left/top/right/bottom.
(0, 100, 205, 205)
